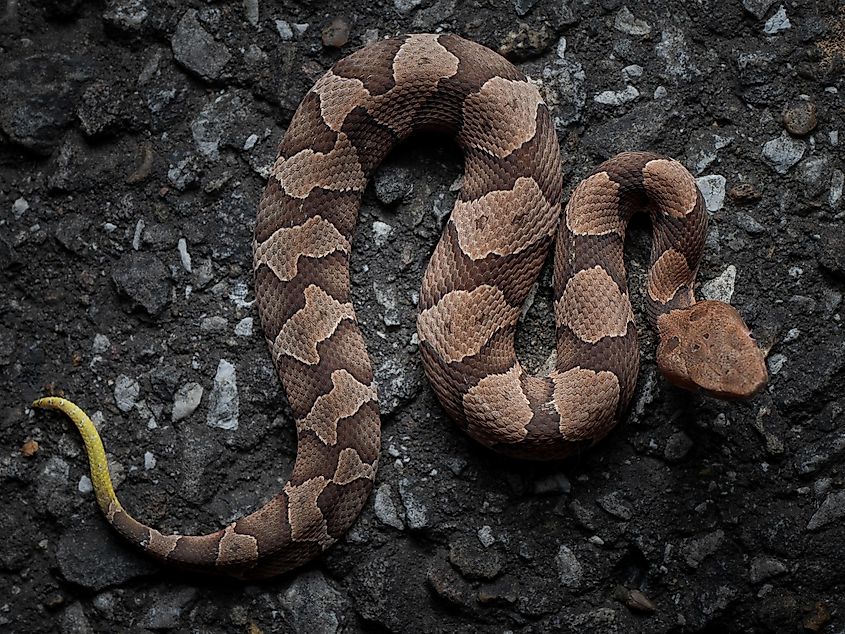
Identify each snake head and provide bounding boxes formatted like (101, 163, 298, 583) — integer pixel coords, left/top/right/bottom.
(656, 300, 768, 400)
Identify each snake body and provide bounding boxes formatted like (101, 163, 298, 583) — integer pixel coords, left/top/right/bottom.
(34, 34, 767, 579)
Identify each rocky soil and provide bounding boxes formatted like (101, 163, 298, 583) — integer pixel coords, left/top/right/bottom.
(2, 0, 844, 632)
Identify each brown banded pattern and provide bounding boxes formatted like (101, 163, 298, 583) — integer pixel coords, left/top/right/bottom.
(37, 34, 766, 581)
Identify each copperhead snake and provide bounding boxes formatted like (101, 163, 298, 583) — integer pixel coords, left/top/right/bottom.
(33, 34, 768, 579)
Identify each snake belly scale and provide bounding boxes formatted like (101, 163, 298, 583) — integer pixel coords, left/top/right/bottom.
(33, 33, 767, 579)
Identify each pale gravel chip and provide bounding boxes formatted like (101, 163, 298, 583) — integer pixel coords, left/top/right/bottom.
(701, 265, 737, 303)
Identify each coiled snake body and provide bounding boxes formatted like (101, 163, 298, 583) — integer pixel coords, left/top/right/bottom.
(34, 34, 767, 579)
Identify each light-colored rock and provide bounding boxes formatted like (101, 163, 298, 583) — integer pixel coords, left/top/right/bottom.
(172, 382, 203, 421)
(701, 265, 737, 303)
(206, 360, 238, 430)
(696, 175, 727, 212)
(114, 374, 139, 412)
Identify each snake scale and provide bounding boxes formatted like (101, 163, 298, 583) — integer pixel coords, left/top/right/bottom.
(33, 34, 768, 579)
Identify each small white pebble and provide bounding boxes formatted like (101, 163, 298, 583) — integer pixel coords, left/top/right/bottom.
(92, 333, 111, 353)
(621, 64, 643, 81)
(177, 237, 192, 273)
(132, 218, 145, 250)
(78, 475, 93, 494)
(144, 452, 156, 470)
(478, 525, 495, 548)
(768, 353, 786, 375)
(243, 134, 258, 151)
(13, 197, 30, 219)
(275, 19, 293, 40)
(234, 317, 253, 337)
(371, 220, 394, 248)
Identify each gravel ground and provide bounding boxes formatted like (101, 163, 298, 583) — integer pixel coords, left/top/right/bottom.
(2, 1, 844, 632)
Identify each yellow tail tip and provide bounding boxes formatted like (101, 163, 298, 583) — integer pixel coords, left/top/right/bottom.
(31, 395, 122, 515)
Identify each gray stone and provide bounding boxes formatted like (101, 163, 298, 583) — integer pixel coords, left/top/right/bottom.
(0, 53, 94, 154)
(664, 431, 693, 461)
(696, 175, 727, 212)
(171, 10, 231, 81)
(686, 129, 734, 175)
(167, 152, 200, 190)
(374, 164, 414, 206)
(701, 265, 736, 303)
(736, 52, 777, 103)
(796, 156, 831, 199)
(742, 0, 776, 19)
(92, 333, 111, 354)
(374, 483, 404, 529)
(477, 525, 495, 547)
(426, 556, 472, 607)
(513, 0, 540, 17)
(749, 555, 787, 583)
(114, 374, 140, 412)
(142, 588, 197, 630)
(200, 315, 228, 332)
(596, 491, 633, 521)
(37, 456, 70, 507)
(736, 212, 766, 235)
(243, 0, 258, 27)
(103, 0, 148, 32)
(61, 603, 94, 634)
(281, 570, 346, 634)
(794, 433, 845, 475)
(767, 353, 786, 375)
(533, 472, 571, 496)
(807, 490, 845, 530)
(177, 238, 192, 273)
(683, 530, 724, 568)
(819, 232, 845, 279)
(593, 85, 639, 106)
(541, 41, 586, 129)
(399, 477, 430, 530)
(762, 132, 805, 174)
(112, 251, 173, 317)
(321, 16, 350, 48)
(449, 537, 502, 580)
(829, 169, 844, 209)
(275, 19, 293, 40)
(375, 357, 422, 416)
(76, 82, 123, 137)
(371, 221, 394, 248)
(613, 6, 650, 36)
(555, 545, 583, 588)
(206, 359, 239, 430)
(12, 197, 29, 219)
(763, 6, 790, 34)
(373, 281, 400, 326)
(191, 91, 256, 161)
(584, 99, 676, 159)
(656, 28, 699, 81)
(393, 0, 424, 14)
(57, 521, 157, 590)
(234, 317, 253, 337)
(172, 382, 203, 421)
(621, 64, 643, 81)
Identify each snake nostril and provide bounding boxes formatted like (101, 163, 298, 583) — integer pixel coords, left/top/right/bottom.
(691, 343, 700, 352)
